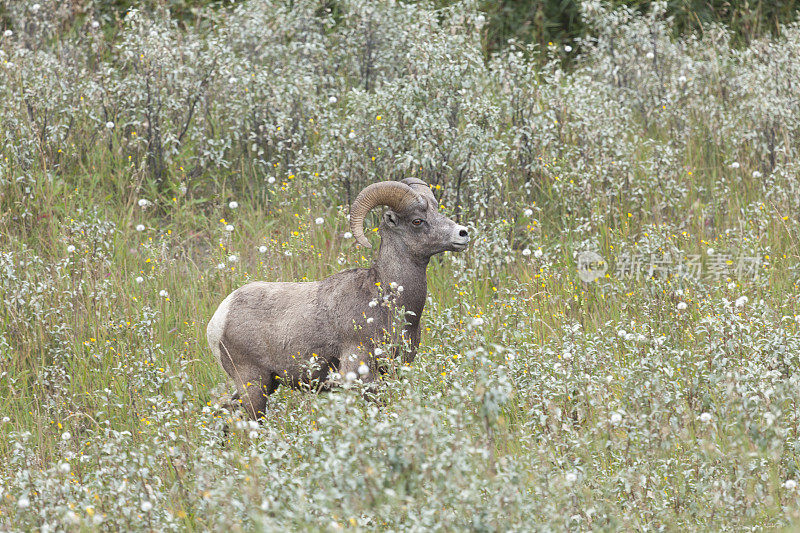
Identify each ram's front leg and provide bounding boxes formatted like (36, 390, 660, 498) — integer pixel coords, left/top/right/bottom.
(397, 324, 422, 365)
(338, 346, 379, 400)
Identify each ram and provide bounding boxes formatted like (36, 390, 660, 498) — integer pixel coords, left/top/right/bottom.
(206, 178, 469, 419)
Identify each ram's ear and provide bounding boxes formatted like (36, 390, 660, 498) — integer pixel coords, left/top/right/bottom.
(383, 211, 398, 227)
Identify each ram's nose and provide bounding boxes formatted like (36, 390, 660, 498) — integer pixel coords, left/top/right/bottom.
(451, 224, 469, 250)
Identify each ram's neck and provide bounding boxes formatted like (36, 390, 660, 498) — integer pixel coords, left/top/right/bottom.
(373, 238, 428, 321)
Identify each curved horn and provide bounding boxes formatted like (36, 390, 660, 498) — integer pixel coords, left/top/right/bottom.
(401, 177, 436, 204)
(349, 181, 422, 248)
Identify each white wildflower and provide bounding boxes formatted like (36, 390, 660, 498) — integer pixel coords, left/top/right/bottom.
(677, 75, 686, 84)
(366, 317, 374, 324)
(91, 20, 100, 29)
(135, 224, 145, 232)
(565, 472, 577, 483)
(217, 263, 225, 270)
(67, 244, 76, 253)
(58, 462, 70, 474)
(345, 371, 357, 382)
(368, 300, 377, 308)
(390, 281, 398, 289)
(31, 3, 40, 13)
(564, 45, 572, 53)
(373, 348, 383, 356)
(534, 249, 543, 258)
(267, 176, 276, 184)
(343, 231, 353, 239)
(141, 501, 153, 512)
(329, 96, 338, 104)
(358, 364, 369, 376)
(228, 77, 237, 85)
(707, 247, 715, 256)
(735, 296, 748, 308)
(1, 416, 9, 423)
(471, 317, 484, 327)
(522, 248, 531, 256)
(699, 412, 712, 423)
(784, 479, 797, 490)
(397, 285, 404, 292)
(258, 245, 267, 254)
(159, 289, 169, 298)
(228, 201, 239, 209)
(135, 276, 144, 284)
(61, 431, 71, 441)
(730, 161, 740, 169)
(248, 431, 258, 439)
(225, 224, 234, 232)
(524, 208, 533, 217)
(315, 217, 324, 225)
(752, 170, 762, 178)
(610, 412, 622, 425)
(105, 121, 114, 129)
(677, 301, 687, 311)
(3, 30, 12, 38)
(18, 495, 30, 508)
(284, 250, 292, 256)
(228, 255, 238, 263)
(137, 198, 149, 208)
(646, 51, 654, 59)
(727, 281, 736, 290)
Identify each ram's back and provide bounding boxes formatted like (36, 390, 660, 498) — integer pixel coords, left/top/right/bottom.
(209, 268, 379, 384)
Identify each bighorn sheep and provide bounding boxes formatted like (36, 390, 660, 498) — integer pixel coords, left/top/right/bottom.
(206, 178, 469, 419)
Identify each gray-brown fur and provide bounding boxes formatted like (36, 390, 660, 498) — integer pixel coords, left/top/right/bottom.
(207, 179, 469, 419)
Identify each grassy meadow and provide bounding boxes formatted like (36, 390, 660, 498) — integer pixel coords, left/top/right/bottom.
(2, 0, 800, 530)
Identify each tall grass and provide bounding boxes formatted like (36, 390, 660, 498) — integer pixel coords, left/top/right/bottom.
(1, 0, 800, 530)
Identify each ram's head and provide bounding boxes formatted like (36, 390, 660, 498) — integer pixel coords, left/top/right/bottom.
(349, 178, 469, 257)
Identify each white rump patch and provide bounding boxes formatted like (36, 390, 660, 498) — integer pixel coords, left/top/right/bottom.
(207, 290, 236, 369)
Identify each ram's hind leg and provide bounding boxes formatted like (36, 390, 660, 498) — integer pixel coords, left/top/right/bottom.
(233, 368, 278, 420)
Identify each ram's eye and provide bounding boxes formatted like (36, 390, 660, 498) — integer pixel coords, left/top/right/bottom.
(412, 218, 424, 226)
